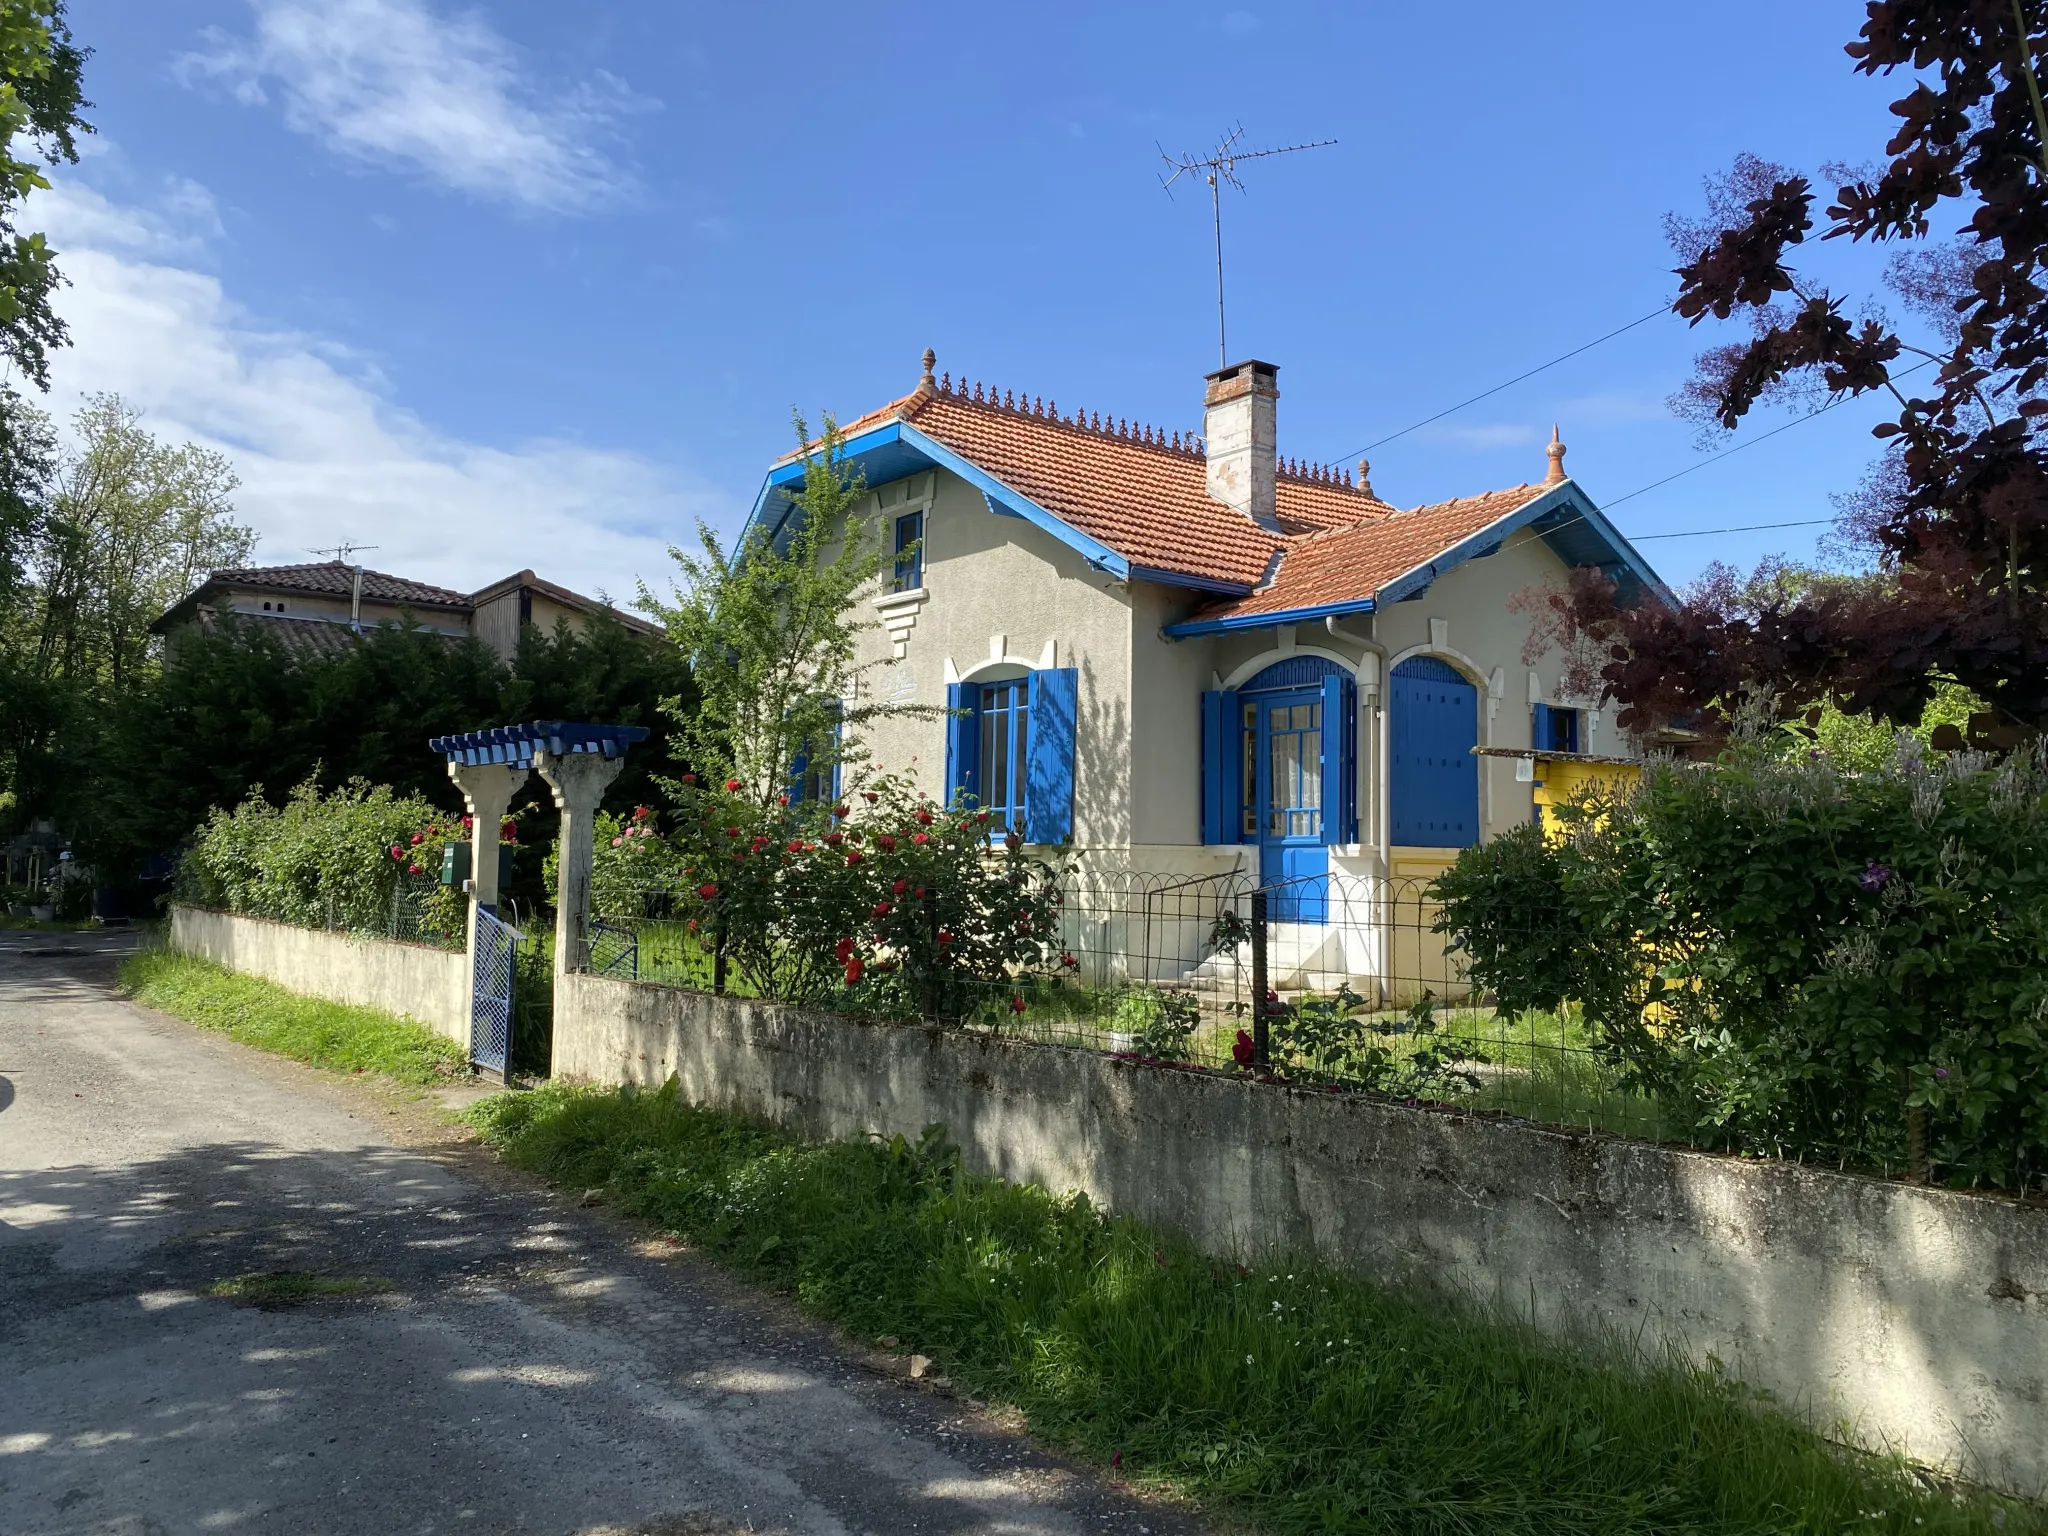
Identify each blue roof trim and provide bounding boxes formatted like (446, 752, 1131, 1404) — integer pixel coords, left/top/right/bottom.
(739, 420, 1273, 593)
(1129, 564, 1251, 595)
(429, 719, 650, 767)
(1163, 594, 1378, 638)
(1161, 480, 1671, 640)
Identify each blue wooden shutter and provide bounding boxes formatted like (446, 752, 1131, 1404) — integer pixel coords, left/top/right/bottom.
(1200, 688, 1240, 844)
(944, 682, 979, 810)
(1531, 702, 1553, 753)
(788, 738, 809, 803)
(1319, 673, 1358, 846)
(1561, 707, 1579, 754)
(1025, 667, 1077, 843)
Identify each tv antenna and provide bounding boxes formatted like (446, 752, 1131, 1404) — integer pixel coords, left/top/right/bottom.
(1160, 126, 1336, 366)
(308, 541, 378, 563)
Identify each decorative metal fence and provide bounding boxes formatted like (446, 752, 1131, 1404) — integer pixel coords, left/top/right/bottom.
(585, 867, 1676, 1146)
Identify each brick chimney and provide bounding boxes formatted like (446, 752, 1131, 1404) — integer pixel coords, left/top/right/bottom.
(1203, 359, 1280, 531)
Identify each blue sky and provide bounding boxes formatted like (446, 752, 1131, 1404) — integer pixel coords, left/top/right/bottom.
(48, 1, 1915, 602)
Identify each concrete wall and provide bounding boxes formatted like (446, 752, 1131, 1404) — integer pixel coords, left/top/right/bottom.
(556, 973, 2048, 1495)
(169, 906, 468, 1045)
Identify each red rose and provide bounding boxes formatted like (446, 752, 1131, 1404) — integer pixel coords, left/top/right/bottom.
(686, 918, 699, 933)
(778, 793, 789, 806)
(975, 810, 990, 825)
(634, 805, 652, 820)
(824, 831, 844, 847)
(1010, 995, 1027, 1015)
(835, 937, 856, 962)
(892, 879, 909, 895)
(726, 827, 742, 838)
(846, 851, 863, 866)
(389, 844, 404, 860)
(1061, 952, 1077, 969)
(751, 836, 770, 852)
(724, 779, 743, 792)
(833, 803, 850, 818)
(501, 818, 519, 843)
(1004, 832, 1023, 851)
(876, 834, 897, 852)
(682, 773, 697, 785)
(787, 839, 804, 853)
(844, 956, 865, 985)
(461, 815, 473, 830)
(1232, 1029, 1256, 1066)
(407, 863, 424, 875)
(409, 831, 425, 846)
(863, 791, 879, 803)
(697, 882, 718, 899)
(935, 928, 954, 945)
(912, 833, 930, 846)
(915, 808, 934, 826)
(872, 901, 892, 918)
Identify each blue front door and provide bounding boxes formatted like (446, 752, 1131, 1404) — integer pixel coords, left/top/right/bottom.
(1256, 690, 1329, 922)
(1390, 657, 1480, 847)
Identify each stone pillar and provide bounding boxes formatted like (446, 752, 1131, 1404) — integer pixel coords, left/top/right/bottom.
(535, 749, 625, 978)
(447, 761, 529, 1036)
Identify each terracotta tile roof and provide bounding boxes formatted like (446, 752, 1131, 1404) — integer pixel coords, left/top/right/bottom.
(210, 561, 473, 610)
(188, 607, 468, 658)
(1184, 483, 1550, 622)
(790, 362, 1564, 609)
(802, 374, 1397, 589)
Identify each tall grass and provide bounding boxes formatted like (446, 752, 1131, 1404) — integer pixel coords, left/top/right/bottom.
(470, 1080, 2036, 1536)
(120, 949, 466, 1084)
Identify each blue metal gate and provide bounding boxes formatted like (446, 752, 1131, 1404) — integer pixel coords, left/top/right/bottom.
(471, 908, 518, 1079)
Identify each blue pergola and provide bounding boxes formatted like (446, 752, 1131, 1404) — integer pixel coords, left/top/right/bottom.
(428, 720, 649, 768)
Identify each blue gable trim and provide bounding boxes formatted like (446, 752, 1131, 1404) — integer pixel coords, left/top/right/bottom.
(738, 421, 1142, 584)
(1163, 480, 1671, 639)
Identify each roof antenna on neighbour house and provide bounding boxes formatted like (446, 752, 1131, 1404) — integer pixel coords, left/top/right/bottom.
(1159, 126, 1336, 366)
(309, 541, 380, 634)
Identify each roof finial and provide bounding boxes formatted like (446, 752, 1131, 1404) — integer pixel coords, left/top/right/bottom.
(1356, 458, 1375, 498)
(1544, 424, 1567, 486)
(920, 347, 936, 386)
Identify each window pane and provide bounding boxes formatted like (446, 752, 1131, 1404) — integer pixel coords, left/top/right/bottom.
(1301, 727, 1322, 809)
(1272, 731, 1302, 810)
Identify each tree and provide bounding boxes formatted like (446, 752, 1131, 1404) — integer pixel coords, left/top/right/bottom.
(638, 414, 934, 808)
(0, 0, 87, 595)
(0, 396, 252, 825)
(1577, 7, 2048, 743)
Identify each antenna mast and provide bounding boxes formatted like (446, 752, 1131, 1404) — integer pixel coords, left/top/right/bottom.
(1160, 126, 1336, 366)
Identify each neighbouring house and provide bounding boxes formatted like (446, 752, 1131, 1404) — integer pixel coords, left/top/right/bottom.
(150, 562, 660, 663)
(745, 350, 1672, 994)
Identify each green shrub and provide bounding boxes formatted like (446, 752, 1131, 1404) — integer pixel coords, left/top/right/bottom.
(181, 775, 467, 945)
(1433, 739, 2048, 1188)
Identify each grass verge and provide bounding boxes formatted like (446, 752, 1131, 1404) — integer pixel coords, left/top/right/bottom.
(470, 1078, 2038, 1536)
(120, 948, 466, 1084)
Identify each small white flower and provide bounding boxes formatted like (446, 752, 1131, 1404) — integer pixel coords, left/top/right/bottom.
(1245, 1354, 1254, 1365)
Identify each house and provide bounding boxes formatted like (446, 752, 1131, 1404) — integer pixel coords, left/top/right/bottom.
(151, 562, 661, 663)
(746, 350, 1670, 992)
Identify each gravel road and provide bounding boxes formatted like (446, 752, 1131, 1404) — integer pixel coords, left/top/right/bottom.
(0, 933, 1208, 1536)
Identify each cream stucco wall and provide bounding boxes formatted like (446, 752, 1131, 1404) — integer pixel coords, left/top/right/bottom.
(848, 472, 1632, 875)
(851, 469, 1135, 849)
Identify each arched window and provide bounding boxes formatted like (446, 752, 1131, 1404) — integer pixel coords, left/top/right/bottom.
(1390, 656, 1479, 847)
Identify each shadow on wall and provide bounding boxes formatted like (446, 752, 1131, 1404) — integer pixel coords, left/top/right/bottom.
(1073, 656, 1131, 848)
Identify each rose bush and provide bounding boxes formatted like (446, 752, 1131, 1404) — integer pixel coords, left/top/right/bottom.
(1432, 737, 2048, 1188)
(588, 773, 1073, 1015)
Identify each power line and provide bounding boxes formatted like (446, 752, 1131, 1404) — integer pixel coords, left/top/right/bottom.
(1328, 306, 1671, 463)
(1631, 517, 1833, 541)
(1599, 356, 1934, 512)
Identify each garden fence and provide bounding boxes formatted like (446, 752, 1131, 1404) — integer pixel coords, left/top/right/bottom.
(584, 867, 1680, 1148)
(173, 867, 464, 952)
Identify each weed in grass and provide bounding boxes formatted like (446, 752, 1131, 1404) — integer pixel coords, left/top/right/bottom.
(203, 1270, 390, 1308)
(120, 949, 467, 1084)
(469, 1078, 2040, 1536)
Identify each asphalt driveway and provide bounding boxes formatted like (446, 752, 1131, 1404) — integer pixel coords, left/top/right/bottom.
(0, 932, 1205, 1536)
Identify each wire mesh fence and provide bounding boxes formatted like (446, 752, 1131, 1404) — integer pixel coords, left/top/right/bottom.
(174, 868, 466, 951)
(586, 867, 1677, 1145)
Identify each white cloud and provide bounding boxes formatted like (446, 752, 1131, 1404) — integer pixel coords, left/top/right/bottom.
(31, 177, 723, 602)
(178, 0, 652, 213)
